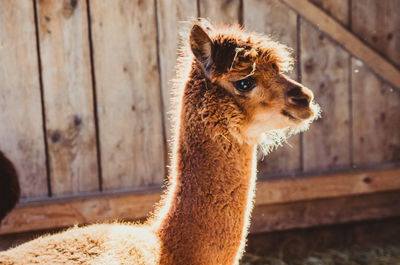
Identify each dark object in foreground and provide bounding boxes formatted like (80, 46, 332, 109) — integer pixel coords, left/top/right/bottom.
(0, 151, 20, 221)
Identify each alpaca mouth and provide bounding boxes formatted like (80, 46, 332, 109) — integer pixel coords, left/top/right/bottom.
(281, 109, 298, 121)
(282, 108, 313, 120)
(283, 101, 321, 124)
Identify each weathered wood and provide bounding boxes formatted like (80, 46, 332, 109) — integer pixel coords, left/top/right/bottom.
(199, 0, 240, 25)
(350, 0, 400, 166)
(351, 0, 400, 68)
(36, 0, 99, 195)
(244, 0, 298, 79)
(301, 19, 351, 171)
(243, 0, 301, 175)
(156, 0, 197, 147)
(250, 190, 400, 233)
(256, 167, 400, 205)
(0, 1, 47, 198)
(89, 0, 165, 190)
(0, 191, 161, 235)
(351, 58, 400, 165)
(281, 0, 400, 89)
(2, 168, 399, 235)
(309, 0, 349, 27)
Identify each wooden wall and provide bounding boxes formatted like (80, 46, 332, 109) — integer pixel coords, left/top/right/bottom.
(0, 0, 399, 233)
(0, 0, 399, 198)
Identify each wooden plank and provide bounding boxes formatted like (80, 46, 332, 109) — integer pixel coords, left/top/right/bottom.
(1, 168, 399, 235)
(243, 0, 301, 175)
(281, 0, 400, 90)
(301, 19, 351, 171)
(256, 167, 400, 205)
(0, 1, 47, 198)
(156, 0, 197, 147)
(0, 191, 161, 235)
(351, 58, 400, 165)
(350, 0, 400, 165)
(244, 0, 298, 79)
(36, 0, 99, 195)
(250, 190, 400, 233)
(350, 0, 400, 167)
(351, 0, 400, 68)
(1, 193, 400, 251)
(199, 0, 240, 25)
(309, 0, 349, 26)
(89, 0, 165, 190)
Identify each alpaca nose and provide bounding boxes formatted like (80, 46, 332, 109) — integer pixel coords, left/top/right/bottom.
(286, 85, 313, 107)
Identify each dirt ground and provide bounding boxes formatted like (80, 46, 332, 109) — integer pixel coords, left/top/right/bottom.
(241, 217, 400, 265)
(241, 242, 400, 265)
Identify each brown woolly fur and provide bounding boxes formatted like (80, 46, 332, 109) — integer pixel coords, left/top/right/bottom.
(0, 19, 320, 265)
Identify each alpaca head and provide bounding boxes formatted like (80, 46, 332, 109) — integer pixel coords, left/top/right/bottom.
(188, 20, 320, 151)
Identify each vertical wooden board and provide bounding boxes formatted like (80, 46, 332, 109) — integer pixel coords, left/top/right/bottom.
(0, 1, 47, 198)
(243, 0, 298, 80)
(157, 0, 197, 145)
(36, 0, 99, 195)
(90, 0, 165, 190)
(351, 0, 400, 165)
(301, 20, 351, 171)
(309, 0, 349, 27)
(199, 0, 240, 25)
(352, 58, 400, 165)
(243, 0, 301, 175)
(351, 0, 400, 68)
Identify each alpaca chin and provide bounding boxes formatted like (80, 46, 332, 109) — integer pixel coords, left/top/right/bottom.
(257, 101, 321, 155)
(289, 100, 321, 134)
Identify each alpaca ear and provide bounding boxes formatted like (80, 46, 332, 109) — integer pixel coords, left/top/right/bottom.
(190, 24, 213, 76)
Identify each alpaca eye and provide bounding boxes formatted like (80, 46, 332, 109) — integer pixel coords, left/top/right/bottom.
(233, 77, 256, 92)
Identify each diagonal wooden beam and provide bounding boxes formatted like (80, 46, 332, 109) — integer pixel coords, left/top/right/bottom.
(281, 0, 400, 90)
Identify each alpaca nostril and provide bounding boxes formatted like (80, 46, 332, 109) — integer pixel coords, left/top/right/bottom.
(289, 96, 310, 107)
(286, 87, 311, 107)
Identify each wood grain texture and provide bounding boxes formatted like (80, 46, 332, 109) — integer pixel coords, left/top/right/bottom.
(2, 168, 399, 235)
(243, 0, 301, 176)
(244, 0, 298, 79)
(301, 19, 351, 171)
(309, 0, 349, 26)
(351, 0, 400, 68)
(156, 0, 197, 147)
(199, 0, 240, 25)
(1, 192, 400, 246)
(350, 0, 400, 166)
(250, 190, 400, 233)
(36, 0, 99, 195)
(282, 0, 400, 90)
(351, 58, 400, 165)
(89, 0, 165, 190)
(0, 1, 47, 198)
(0, 191, 161, 235)
(256, 168, 400, 205)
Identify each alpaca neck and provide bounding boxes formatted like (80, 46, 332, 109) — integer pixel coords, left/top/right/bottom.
(154, 67, 258, 264)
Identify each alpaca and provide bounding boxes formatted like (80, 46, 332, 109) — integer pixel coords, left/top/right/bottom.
(0, 151, 20, 222)
(0, 20, 319, 265)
